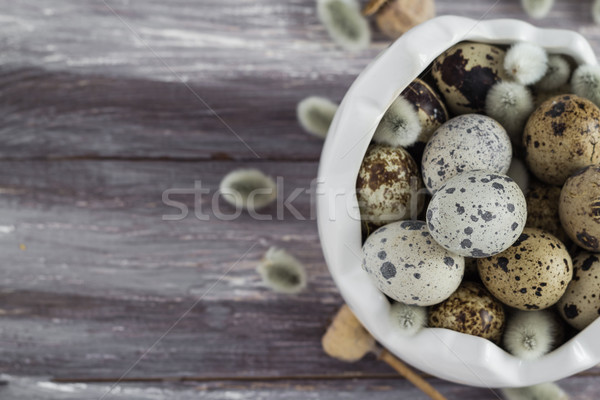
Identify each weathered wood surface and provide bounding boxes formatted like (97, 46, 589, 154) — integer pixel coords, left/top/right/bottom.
(3, 375, 600, 400)
(1, 0, 600, 398)
(0, 0, 598, 161)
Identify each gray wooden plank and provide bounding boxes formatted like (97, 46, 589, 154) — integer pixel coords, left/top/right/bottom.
(0, 159, 598, 382)
(2, 0, 600, 396)
(0, 67, 340, 160)
(0, 159, 369, 378)
(1, 0, 597, 81)
(0, 160, 324, 298)
(2, 375, 600, 400)
(0, 1, 599, 160)
(0, 0, 383, 81)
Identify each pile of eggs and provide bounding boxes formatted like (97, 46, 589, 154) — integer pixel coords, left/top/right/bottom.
(358, 40, 600, 357)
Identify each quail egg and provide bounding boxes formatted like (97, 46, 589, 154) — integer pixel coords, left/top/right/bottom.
(432, 42, 508, 115)
(558, 252, 600, 330)
(478, 228, 573, 311)
(559, 165, 600, 252)
(362, 220, 465, 306)
(426, 170, 527, 258)
(421, 114, 512, 193)
(524, 95, 600, 185)
(356, 145, 424, 226)
(428, 281, 505, 343)
(402, 78, 449, 144)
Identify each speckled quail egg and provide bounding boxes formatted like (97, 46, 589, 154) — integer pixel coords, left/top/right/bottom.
(356, 145, 424, 226)
(432, 42, 508, 115)
(428, 281, 505, 343)
(559, 165, 600, 252)
(526, 181, 569, 244)
(477, 228, 573, 311)
(558, 252, 600, 330)
(402, 78, 449, 144)
(362, 220, 465, 306)
(421, 114, 512, 193)
(426, 170, 527, 258)
(524, 94, 600, 185)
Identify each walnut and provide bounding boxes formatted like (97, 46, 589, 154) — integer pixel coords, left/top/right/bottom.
(363, 0, 436, 39)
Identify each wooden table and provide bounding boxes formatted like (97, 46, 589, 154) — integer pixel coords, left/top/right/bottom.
(1, 1, 599, 398)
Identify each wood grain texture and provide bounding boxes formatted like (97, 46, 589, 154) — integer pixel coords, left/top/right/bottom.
(0, 0, 597, 161)
(2, 0, 600, 398)
(4, 375, 600, 400)
(0, 160, 363, 379)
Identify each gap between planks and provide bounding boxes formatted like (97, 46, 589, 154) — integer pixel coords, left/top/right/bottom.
(51, 373, 435, 384)
(50, 369, 600, 384)
(0, 155, 321, 163)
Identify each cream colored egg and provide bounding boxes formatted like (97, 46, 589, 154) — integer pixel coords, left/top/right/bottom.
(421, 114, 512, 194)
(477, 228, 573, 311)
(362, 220, 465, 306)
(426, 171, 526, 258)
(432, 42, 508, 115)
(558, 252, 600, 330)
(356, 145, 424, 226)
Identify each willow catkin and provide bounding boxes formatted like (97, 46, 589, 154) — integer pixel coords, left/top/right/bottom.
(220, 169, 277, 210)
(572, 64, 600, 107)
(502, 382, 568, 400)
(485, 81, 534, 142)
(297, 96, 338, 139)
(317, 0, 371, 51)
(503, 310, 557, 360)
(535, 55, 571, 92)
(389, 302, 427, 336)
(257, 247, 307, 294)
(504, 42, 548, 85)
(521, 0, 555, 19)
(373, 96, 421, 148)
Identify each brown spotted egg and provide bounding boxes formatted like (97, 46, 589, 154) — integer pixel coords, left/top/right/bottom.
(559, 165, 600, 252)
(558, 252, 600, 330)
(428, 281, 505, 343)
(421, 114, 512, 193)
(432, 42, 508, 115)
(401, 78, 449, 144)
(362, 220, 465, 306)
(426, 170, 527, 258)
(526, 181, 569, 244)
(524, 95, 600, 185)
(356, 145, 424, 226)
(477, 228, 573, 311)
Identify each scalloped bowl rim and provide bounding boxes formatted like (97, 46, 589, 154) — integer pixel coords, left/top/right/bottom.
(316, 15, 600, 388)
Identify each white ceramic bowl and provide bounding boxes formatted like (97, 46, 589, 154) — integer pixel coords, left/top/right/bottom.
(317, 16, 600, 388)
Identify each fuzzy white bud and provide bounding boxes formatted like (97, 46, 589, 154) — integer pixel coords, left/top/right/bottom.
(389, 302, 427, 336)
(485, 82, 534, 142)
(502, 382, 568, 400)
(257, 247, 307, 294)
(220, 169, 277, 211)
(317, 0, 370, 51)
(572, 64, 600, 108)
(504, 310, 557, 360)
(297, 96, 338, 139)
(373, 96, 421, 148)
(504, 43, 548, 85)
